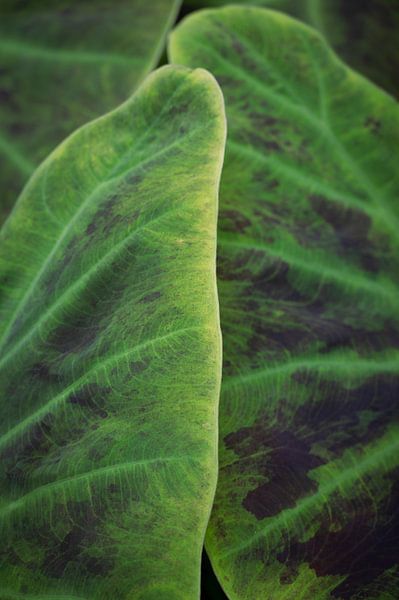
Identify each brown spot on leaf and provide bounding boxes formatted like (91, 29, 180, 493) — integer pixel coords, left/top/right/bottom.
(140, 291, 161, 303)
(220, 210, 251, 234)
(130, 359, 149, 374)
(276, 470, 399, 598)
(86, 222, 97, 235)
(293, 374, 399, 457)
(364, 116, 381, 135)
(50, 319, 99, 355)
(69, 384, 111, 419)
(225, 423, 324, 520)
(30, 362, 60, 383)
(310, 194, 380, 272)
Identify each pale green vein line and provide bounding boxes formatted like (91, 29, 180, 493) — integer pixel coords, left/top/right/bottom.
(0, 78, 189, 352)
(0, 325, 200, 451)
(324, 123, 399, 239)
(224, 26, 299, 105)
(0, 37, 134, 66)
(228, 139, 386, 222)
(195, 36, 399, 234)
(193, 38, 321, 131)
(0, 131, 36, 176)
(221, 447, 275, 470)
(0, 203, 182, 372)
(219, 428, 399, 558)
(0, 455, 194, 520)
(222, 352, 399, 391)
(218, 233, 399, 307)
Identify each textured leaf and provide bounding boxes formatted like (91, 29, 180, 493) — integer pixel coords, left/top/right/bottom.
(170, 7, 399, 599)
(182, 0, 399, 97)
(0, 65, 225, 599)
(0, 0, 181, 225)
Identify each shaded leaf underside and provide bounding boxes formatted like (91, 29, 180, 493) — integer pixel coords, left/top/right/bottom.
(170, 7, 399, 600)
(0, 0, 181, 225)
(0, 65, 225, 599)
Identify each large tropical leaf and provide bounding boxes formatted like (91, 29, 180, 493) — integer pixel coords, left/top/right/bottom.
(170, 7, 399, 599)
(182, 0, 399, 97)
(0, 0, 181, 225)
(298, 0, 399, 98)
(0, 64, 226, 599)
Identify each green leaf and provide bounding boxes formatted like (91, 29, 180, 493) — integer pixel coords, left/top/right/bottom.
(304, 0, 399, 98)
(181, 0, 399, 97)
(0, 0, 181, 225)
(0, 64, 225, 599)
(170, 7, 399, 599)
(183, 0, 281, 6)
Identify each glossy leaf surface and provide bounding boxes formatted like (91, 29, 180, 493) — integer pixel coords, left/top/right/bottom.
(183, 0, 399, 96)
(0, 65, 225, 599)
(170, 7, 399, 599)
(0, 0, 181, 224)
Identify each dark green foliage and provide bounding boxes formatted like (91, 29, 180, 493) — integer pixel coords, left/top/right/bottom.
(170, 5, 399, 599)
(1, 2, 398, 599)
(0, 0, 181, 224)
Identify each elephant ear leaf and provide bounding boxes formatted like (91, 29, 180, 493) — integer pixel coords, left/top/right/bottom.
(170, 7, 399, 600)
(181, 0, 399, 97)
(304, 0, 399, 98)
(0, 65, 226, 600)
(0, 0, 181, 225)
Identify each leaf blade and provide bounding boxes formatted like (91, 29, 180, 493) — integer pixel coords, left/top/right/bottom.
(0, 64, 226, 599)
(181, 0, 399, 96)
(170, 7, 399, 599)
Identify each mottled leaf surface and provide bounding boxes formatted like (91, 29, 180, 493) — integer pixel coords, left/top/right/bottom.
(182, 0, 399, 97)
(0, 0, 181, 225)
(170, 7, 399, 599)
(0, 65, 225, 599)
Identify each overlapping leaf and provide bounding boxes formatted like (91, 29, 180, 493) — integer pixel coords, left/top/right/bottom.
(0, 65, 226, 599)
(298, 0, 399, 97)
(170, 7, 399, 599)
(182, 0, 399, 96)
(0, 0, 181, 224)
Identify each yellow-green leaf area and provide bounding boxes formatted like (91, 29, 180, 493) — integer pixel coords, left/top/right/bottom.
(0, 64, 226, 600)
